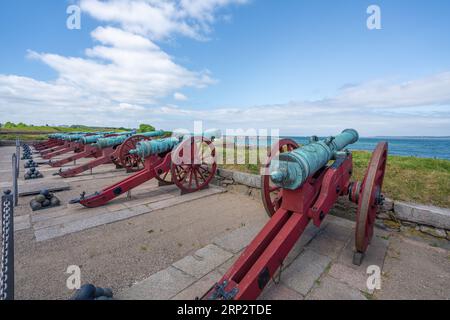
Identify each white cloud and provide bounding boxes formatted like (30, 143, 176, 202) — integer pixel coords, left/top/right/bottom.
(0, 0, 449, 136)
(140, 72, 450, 136)
(25, 26, 213, 107)
(173, 92, 188, 101)
(1, 70, 450, 135)
(80, 0, 248, 40)
(333, 72, 450, 109)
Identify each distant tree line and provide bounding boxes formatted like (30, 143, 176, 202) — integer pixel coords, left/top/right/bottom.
(0, 122, 162, 134)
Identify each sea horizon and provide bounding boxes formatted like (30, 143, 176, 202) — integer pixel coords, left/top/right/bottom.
(224, 135, 450, 160)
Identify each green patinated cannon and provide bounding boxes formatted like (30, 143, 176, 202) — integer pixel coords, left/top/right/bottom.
(61, 132, 117, 142)
(57, 130, 166, 178)
(73, 129, 221, 208)
(129, 129, 221, 159)
(269, 129, 359, 190)
(129, 137, 180, 158)
(92, 130, 165, 149)
(79, 131, 135, 145)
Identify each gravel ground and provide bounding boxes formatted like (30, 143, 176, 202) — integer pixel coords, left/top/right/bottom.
(1, 146, 267, 300)
(14, 191, 266, 300)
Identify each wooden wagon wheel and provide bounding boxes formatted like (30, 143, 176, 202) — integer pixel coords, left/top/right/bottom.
(353, 142, 388, 265)
(171, 136, 217, 193)
(261, 139, 300, 217)
(117, 135, 151, 172)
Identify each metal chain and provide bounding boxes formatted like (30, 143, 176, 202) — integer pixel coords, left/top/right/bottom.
(0, 196, 12, 300)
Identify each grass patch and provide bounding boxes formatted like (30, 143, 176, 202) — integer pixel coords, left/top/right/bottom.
(0, 123, 131, 133)
(361, 291, 376, 300)
(217, 146, 450, 208)
(0, 134, 48, 141)
(351, 151, 450, 208)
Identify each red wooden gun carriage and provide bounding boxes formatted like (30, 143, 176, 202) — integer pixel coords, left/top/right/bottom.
(203, 129, 388, 300)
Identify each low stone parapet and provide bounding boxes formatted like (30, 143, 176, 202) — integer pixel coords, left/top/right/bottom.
(214, 168, 450, 240)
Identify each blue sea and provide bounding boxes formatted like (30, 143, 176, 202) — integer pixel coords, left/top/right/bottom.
(288, 136, 450, 160)
(232, 136, 450, 160)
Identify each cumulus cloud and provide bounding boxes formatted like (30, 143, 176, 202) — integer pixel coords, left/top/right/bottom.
(173, 92, 188, 101)
(137, 72, 450, 136)
(333, 72, 450, 109)
(26, 26, 213, 106)
(0, 0, 245, 128)
(1, 69, 450, 135)
(80, 0, 248, 40)
(0, 0, 449, 136)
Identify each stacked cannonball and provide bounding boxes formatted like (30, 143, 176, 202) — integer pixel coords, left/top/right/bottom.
(22, 144, 33, 160)
(71, 284, 114, 300)
(30, 189, 61, 211)
(24, 159, 38, 168)
(24, 167, 44, 180)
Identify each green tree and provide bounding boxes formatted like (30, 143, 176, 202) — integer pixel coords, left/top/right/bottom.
(138, 124, 155, 133)
(4, 122, 16, 128)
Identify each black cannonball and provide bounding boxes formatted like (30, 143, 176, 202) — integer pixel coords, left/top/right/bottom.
(72, 284, 96, 300)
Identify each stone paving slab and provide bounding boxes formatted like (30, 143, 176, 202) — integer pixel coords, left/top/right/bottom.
(259, 282, 305, 300)
(171, 270, 224, 300)
(14, 214, 31, 231)
(29, 183, 171, 225)
(117, 266, 196, 300)
(113, 211, 448, 300)
(32, 188, 176, 229)
(328, 263, 374, 294)
(172, 244, 233, 279)
(33, 186, 225, 242)
(377, 235, 450, 300)
(306, 275, 368, 300)
(281, 249, 332, 296)
(337, 231, 389, 272)
(213, 223, 264, 254)
(306, 229, 349, 260)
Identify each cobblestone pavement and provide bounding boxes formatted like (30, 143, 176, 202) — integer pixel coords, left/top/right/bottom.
(119, 214, 450, 300)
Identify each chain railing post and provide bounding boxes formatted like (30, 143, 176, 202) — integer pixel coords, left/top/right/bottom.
(15, 139, 20, 179)
(12, 154, 18, 207)
(1, 190, 14, 300)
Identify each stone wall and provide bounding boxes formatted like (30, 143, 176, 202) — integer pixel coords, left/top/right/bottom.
(214, 168, 450, 241)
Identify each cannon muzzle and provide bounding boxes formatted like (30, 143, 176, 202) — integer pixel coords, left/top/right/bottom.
(269, 129, 359, 190)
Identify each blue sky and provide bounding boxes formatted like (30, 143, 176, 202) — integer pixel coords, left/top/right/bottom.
(0, 0, 449, 136)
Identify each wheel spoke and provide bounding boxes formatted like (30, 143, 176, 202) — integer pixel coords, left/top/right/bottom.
(196, 167, 207, 182)
(188, 169, 193, 187)
(193, 169, 199, 188)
